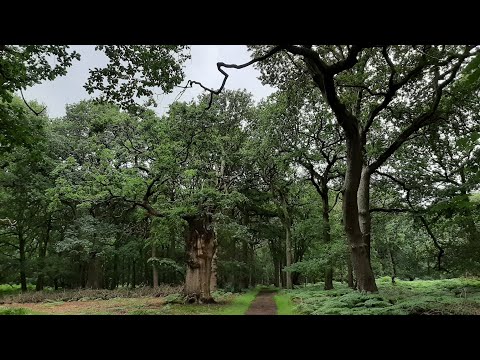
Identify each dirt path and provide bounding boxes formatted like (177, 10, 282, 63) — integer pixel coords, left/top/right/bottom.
(245, 290, 277, 315)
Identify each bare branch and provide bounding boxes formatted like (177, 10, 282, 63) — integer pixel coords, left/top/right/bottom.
(20, 89, 46, 116)
(419, 215, 446, 271)
(362, 49, 429, 143)
(328, 190, 341, 213)
(184, 45, 284, 110)
(337, 83, 386, 97)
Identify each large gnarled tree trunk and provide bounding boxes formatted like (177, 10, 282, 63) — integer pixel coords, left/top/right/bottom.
(343, 136, 378, 292)
(184, 215, 217, 303)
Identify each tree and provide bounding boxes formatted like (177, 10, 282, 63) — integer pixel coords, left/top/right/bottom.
(0, 98, 53, 291)
(188, 45, 477, 291)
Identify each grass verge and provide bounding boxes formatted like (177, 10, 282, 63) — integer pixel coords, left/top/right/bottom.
(219, 288, 260, 315)
(0, 307, 32, 315)
(274, 292, 297, 315)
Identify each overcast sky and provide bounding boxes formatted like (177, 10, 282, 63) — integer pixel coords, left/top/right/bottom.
(22, 45, 275, 118)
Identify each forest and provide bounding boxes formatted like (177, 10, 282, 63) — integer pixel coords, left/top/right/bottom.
(1, 45, 480, 315)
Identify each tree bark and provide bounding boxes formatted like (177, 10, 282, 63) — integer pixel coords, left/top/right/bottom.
(321, 189, 334, 290)
(343, 136, 378, 292)
(210, 247, 218, 293)
(184, 215, 217, 303)
(358, 166, 372, 261)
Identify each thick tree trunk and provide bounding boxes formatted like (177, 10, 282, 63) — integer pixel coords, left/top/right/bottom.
(343, 137, 377, 292)
(321, 190, 334, 290)
(151, 245, 159, 288)
(184, 215, 217, 303)
(19, 229, 27, 292)
(358, 166, 372, 261)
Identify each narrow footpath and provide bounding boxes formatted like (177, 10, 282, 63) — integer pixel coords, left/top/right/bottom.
(245, 289, 277, 315)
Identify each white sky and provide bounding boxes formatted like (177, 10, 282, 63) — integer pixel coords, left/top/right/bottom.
(22, 45, 275, 118)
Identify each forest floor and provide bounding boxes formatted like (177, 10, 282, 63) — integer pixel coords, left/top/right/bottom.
(0, 288, 259, 315)
(280, 277, 480, 315)
(3, 277, 480, 315)
(245, 289, 278, 315)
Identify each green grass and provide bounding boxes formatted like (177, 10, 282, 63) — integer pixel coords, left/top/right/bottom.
(218, 288, 260, 315)
(4, 279, 479, 315)
(154, 288, 260, 315)
(284, 277, 480, 315)
(0, 307, 32, 315)
(0, 288, 261, 315)
(274, 292, 297, 315)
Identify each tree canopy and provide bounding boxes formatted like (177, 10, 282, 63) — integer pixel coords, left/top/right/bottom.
(1, 45, 480, 311)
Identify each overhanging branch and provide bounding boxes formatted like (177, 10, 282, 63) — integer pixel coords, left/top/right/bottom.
(183, 45, 284, 110)
(20, 89, 46, 116)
